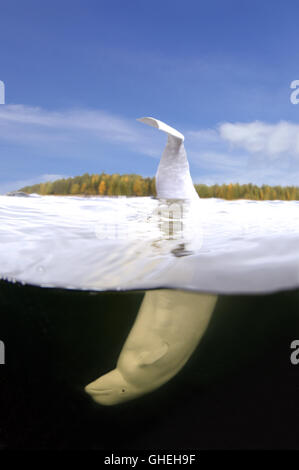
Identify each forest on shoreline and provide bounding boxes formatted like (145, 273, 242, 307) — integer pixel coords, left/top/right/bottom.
(20, 172, 299, 200)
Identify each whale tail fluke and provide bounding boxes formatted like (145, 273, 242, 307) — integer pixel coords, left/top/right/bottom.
(137, 116, 198, 200)
(137, 117, 184, 141)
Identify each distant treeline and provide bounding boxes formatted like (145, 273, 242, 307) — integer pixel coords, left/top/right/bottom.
(20, 173, 299, 200)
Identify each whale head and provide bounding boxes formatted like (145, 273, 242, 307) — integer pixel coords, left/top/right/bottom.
(85, 368, 141, 406)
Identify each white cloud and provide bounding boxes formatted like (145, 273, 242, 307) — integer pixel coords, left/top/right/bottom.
(219, 120, 299, 158)
(189, 150, 247, 171)
(0, 104, 163, 157)
(187, 120, 299, 185)
(0, 105, 134, 141)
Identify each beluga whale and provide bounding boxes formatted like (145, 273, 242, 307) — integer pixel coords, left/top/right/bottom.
(85, 117, 218, 405)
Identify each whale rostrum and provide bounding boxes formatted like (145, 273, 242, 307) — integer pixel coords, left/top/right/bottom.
(85, 117, 218, 405)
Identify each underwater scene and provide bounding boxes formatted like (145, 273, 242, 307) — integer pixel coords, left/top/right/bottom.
(1, 192, 299, 450)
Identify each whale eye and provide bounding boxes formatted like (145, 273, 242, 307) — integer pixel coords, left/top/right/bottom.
(121, 388, 126, 393)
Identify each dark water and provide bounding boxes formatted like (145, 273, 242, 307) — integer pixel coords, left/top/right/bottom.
(0, 280, 299, 450)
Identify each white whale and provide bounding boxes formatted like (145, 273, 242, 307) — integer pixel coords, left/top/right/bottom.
(85, 117, 218, 405)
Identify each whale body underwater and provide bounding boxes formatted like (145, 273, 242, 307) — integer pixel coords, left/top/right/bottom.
(85, 117, 218, 405)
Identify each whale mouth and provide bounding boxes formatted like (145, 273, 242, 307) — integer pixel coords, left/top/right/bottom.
(86, 388, 113, 395)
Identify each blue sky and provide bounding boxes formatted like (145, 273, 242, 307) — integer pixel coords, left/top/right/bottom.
(1, 0, 299, 192)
